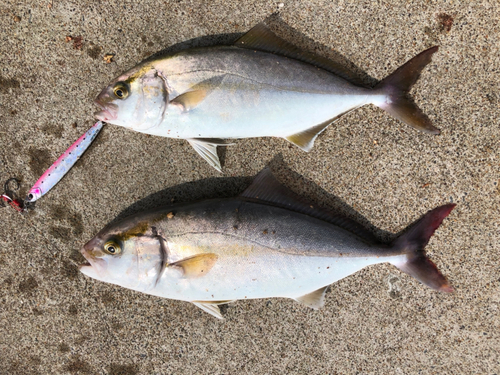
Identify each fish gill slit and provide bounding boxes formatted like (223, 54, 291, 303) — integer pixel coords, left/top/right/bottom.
(156, 70, 170, 123)
(152, 226, 169, 287)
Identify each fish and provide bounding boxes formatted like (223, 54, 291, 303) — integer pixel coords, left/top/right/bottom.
(25, 121, 103, 203)
(80, 168, 454, 319)
(94, 23, 442, 171)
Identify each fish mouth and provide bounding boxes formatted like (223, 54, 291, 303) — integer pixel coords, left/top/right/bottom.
(79, 260, 91, 269)
(80, 244, 107, 279)
(94, 99, 118, 122)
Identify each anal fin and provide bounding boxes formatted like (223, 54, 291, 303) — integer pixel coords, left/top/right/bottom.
(187, 138, 233, 172)
(294, 286, 328, 309)
(285, 118, 334, 152)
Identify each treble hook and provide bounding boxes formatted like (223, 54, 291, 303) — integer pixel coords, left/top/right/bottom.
(4, 178, 20, 197)
(1, 178, 25, 212)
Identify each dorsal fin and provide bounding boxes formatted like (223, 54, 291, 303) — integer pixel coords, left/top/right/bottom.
(234, 23, 365, 86)
(240, 168, 379, 244)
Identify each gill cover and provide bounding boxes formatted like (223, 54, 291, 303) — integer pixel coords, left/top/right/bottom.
(95, 67, 169, 131)
(131, 70, 169, 130)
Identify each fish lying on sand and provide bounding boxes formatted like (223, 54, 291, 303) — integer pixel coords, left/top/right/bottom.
(80, 169, 454, 319)
(95, 23, 442, 171)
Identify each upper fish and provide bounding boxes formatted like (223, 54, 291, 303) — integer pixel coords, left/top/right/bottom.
(94, 23, 442, 171)
(80, 168, 454, 319)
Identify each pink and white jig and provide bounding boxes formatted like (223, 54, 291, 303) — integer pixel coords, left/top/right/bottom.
(25, 121, 103, 203)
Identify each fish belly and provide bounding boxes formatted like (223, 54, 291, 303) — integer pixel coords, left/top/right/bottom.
(152, 247, 405, 302)
(151, 89, 370, 139)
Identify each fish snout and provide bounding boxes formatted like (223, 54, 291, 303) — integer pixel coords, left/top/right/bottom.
(94, 98, 118, 122)
(83, 235, 101, 253)
(80, 239, 107, 278)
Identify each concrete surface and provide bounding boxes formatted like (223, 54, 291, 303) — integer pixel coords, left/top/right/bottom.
(0, 1, 499, 374)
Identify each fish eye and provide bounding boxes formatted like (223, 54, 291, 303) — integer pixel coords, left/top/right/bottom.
(113, 83, 129, 99)
(104, 241, 121, 255)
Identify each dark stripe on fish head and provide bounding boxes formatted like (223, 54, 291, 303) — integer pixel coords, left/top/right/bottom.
(115, 221, 150, 242)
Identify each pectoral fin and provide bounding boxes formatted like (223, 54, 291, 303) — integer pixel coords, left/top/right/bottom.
(187, 138, 233, 172)
(170, 90, 207, 111)
(285, 118, 334, 152)
(169, 253, 218, 278)
(294, 286, 328, 309)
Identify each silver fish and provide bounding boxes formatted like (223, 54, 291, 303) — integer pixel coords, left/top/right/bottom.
(80, 169, 454, 319)
(95, 24, 441, 171)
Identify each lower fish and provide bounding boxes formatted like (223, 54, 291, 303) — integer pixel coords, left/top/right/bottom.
(95, 24, 442, 171)
(80, 169, 454, 319)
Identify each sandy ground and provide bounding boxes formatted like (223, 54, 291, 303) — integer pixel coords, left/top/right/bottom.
(0, 1, 499, 374)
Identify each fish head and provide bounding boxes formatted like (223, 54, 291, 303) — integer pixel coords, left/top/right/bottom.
(80, 216, 163, 291)
(95, 65, 168, 131)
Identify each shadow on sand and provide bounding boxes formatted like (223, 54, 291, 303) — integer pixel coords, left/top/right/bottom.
(110, 155, 396, 243)
(144, 13, 379, 87)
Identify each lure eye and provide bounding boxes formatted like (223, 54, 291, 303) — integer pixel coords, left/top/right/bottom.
(104, 241, 121, 255)
(113, 83, 128, 99)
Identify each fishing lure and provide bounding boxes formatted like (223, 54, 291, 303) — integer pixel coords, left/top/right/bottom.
(1, 121, 103, 212)
(24, 121, 103, 204)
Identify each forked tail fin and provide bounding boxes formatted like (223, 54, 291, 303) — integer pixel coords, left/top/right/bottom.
(374, 46, 440, 134)
(391, 204, 455, 292)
